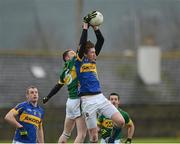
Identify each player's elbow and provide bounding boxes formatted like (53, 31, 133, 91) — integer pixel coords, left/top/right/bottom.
(102, 36, 105, 42)
(101, 37, 105, 44)
(4, 110, 13, 121)
(132, 122, 135, 131)
(131, 121, 135, 128)
(4, 113, 10, 121)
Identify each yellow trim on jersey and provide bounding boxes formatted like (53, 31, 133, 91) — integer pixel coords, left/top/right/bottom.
(11, 109, 18, 115)
(59, 66, 77, 85)
(70, 67, 77, 79)
(126, 119, 133, 126)
(12, 107, 24, 115)
(80, 63, 97, 73)
(64, 66, 77, 83)
(77, 54, 82, 62)
(63, 74, 72, 85)
(101, 119, 113, 128)
(19, 113, 41, 128)
(97, 120, 101, 126)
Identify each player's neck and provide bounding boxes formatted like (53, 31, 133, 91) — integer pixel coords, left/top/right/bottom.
(30, 101, 38, 107)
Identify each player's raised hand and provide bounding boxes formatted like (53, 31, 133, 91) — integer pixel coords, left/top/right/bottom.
(42, 96, 49, 104)
(92, 25, 99, 31)
(83, 11, 97, 24)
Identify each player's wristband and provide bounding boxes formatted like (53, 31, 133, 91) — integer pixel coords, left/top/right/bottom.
(63, 132, 71, 139)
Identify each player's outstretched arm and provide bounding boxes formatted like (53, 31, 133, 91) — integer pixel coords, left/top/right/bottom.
(93, 26, 104, 56)
(77, 12, 97, 59)
(43, 83, 64, 104)
(77, 22, 88, 59)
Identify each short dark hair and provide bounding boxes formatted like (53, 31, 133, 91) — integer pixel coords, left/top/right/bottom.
(26, 86, 37, 95)
(62, 49, 71, 62)
(108, 92, 120, 100)
(84, 40, 95, 54)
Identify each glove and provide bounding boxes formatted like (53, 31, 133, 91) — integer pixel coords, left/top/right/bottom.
(83, 11, 97, 23)
(19, 127, 28, 138)
(125, 138, 132, 144)
(43, 96, 49, 104)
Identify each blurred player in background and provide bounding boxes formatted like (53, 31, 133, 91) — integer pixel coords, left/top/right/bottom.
(97, 93, 135, 143)
(4, 86, 44, 143)
(74, 12, 125, 143)
(42, 14, 99, 142)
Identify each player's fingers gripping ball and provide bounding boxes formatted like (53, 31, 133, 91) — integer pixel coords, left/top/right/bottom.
(83, 11, 97, 23)
(88, 11, 97, 19)
(89, 11, 103, 26)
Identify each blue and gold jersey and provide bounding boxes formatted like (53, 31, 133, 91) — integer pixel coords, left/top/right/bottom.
(75, 57, 101, 96)
(12, 101, 44, 143)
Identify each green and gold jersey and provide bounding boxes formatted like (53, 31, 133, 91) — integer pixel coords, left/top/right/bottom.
(58, 57, 78, 99)
(97, 108, 132, 140)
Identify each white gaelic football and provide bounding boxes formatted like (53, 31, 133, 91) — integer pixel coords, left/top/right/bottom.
(90, 11, 103, 26)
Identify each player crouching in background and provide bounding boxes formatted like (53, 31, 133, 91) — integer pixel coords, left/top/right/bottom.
(97, 93, 135, 143)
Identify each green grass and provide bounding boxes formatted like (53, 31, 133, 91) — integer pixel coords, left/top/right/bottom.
(132, 137, 180, 143)
(0, 140, 11, 143)
(1, 137, 180, 143)
(69, 137, 180, 143)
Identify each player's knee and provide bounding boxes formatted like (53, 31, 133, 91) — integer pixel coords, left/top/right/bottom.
(118, 116, 125, 127)
(90, 135, 98, 143)
(112, 112, 125, 127)
(89, 129, 98, 142)
(117, 117, 125, 127)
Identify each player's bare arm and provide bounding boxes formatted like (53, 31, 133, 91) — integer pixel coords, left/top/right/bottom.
(77, 22, 88, 60)
(4, 109, 23, 128)
(125, 119, 135, 143)
(37, 123, 45, 143)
